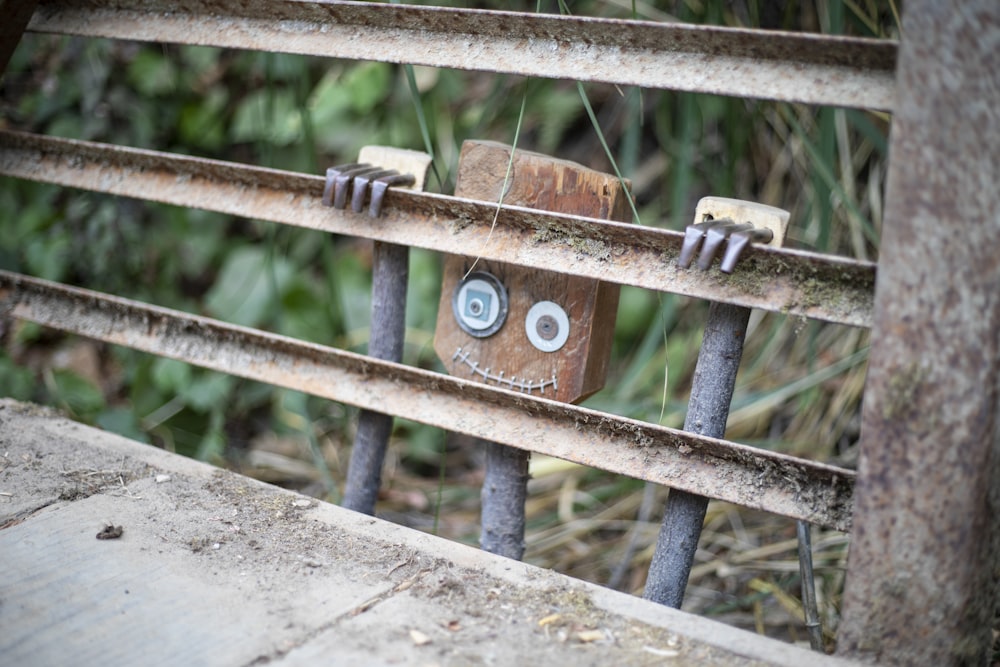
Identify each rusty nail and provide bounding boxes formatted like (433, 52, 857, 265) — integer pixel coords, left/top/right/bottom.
(351, 169, 398, 213)
(678, 218, 730, 269)
(720, 227, 774, 274)
(322, 163, 364, 207)
(696, 221, 754, 270)
(369, 173, 416, 218)
(334, 165, 381, 210)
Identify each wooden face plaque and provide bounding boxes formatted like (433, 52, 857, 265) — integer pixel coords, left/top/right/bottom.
(433, 141, 632, 405)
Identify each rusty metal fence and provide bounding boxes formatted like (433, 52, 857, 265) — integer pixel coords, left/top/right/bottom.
(2, 1, 998, 665)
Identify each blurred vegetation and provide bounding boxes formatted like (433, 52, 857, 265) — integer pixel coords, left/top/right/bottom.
(0, 0, 898, 646)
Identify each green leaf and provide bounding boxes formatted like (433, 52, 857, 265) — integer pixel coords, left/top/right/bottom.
(97, 407, 150, 444)
(51, 369, 105, 419)
(231, 89, 301, 145)
(179, 88, 228, 151)
(0, 356, 37, 401)
(308, 69, 351, 127)
(343, 61, 392, 114)
(24, 230, 71, 282)
(182, 373, 234, 412)
(196, 409, 227, 461)
(127, 50, 178, 97)
(537, 87, 581, 153)
(151, 358, 192, 393)
(204, 246, 293, 327)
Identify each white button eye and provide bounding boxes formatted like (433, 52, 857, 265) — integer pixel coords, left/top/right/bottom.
(452, 272, 508, 337)
(525, 301, 569, 352)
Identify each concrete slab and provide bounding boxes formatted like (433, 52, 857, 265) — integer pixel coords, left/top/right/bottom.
(0, 399, 853, 666)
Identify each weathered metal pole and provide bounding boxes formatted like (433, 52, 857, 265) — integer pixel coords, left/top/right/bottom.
(835, 2, 1000, 664)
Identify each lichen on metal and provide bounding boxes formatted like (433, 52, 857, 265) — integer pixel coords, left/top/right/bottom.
(0, 130, 877, 328)
(28, 0, 896, 110)
(0, 269, 856, 530)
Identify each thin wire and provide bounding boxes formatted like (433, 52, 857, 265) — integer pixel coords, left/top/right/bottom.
(462, 79, 529, 280)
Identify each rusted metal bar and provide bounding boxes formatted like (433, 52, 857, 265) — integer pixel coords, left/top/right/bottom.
(26, 0, 896, 110)
(644, 301, 751, 608)
(0, 131, 877, 328)
(836, 1, 1000, 664)
(0, 0, 39, 77)
(0, 270, 856, 530)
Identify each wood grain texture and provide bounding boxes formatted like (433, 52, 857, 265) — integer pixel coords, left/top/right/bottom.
(434, 140, 631, 405)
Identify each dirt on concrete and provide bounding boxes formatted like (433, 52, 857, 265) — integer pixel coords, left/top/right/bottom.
(0, 398, 848, 667)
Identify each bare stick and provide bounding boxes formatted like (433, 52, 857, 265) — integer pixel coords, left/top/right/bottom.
(644, 300, 750, 608)
(479, 440, 530, 559)
(797, 520, 825, 652)
(342, 241, 408, 514)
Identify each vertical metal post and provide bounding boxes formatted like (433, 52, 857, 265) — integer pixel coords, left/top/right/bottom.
(644, 301, 750, 607)
(797, 520, 824, 652)
(836, 2, 1000, 664)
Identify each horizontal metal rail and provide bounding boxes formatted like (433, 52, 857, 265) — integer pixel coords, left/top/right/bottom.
(27, 0, 896, 110)
(0, 270, 855, 530)
(0, 131, 876, 327)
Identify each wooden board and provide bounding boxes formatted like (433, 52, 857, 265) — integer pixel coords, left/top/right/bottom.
(433, 140, 632, 404)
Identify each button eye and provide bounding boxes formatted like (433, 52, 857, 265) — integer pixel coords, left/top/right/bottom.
(452, 271, 508, 338)
(525, 301, 569, 352)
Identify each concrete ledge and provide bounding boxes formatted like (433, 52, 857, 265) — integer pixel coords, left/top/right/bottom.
(0, 399, 852, 666)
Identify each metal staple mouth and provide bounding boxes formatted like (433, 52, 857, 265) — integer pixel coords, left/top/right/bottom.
(720, 228, 774, 273)
(333, 165, 382, 210)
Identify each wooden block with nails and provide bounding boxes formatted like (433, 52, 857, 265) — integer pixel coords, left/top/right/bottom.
(433, 140, 632, 406)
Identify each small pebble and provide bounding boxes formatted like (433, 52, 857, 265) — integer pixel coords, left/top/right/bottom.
(291, 499, 311, 508)
(409, 629, 431, 646)
(155, 474, 171, 483)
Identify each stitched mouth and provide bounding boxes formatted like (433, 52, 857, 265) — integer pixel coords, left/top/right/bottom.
(452, 347, 558, 396)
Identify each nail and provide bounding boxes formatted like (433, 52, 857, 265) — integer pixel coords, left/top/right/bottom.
(696, 221, 754, 270)
(678, 219, 733, 269)
(322, 163, 363, 207)
(334, 165, 381, 210)
(351, 169, 397, 213)
(720, 227, 774, 273)
(369, 173, 416, 218)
